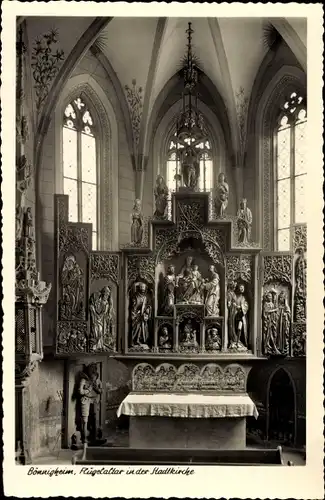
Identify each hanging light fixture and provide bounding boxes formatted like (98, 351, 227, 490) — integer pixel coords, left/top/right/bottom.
(176, 22, 206, 142)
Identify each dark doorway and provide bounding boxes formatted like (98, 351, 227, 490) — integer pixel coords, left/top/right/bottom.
(268, 368, 295, 445)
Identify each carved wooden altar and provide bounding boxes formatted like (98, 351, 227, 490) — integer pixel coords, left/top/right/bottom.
(54, 191, 306, 448)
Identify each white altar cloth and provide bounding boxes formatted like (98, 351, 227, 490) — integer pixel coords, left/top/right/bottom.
(117, 393, 258, 419)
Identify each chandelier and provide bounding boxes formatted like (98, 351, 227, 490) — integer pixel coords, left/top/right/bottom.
(176, 22, 206, 141)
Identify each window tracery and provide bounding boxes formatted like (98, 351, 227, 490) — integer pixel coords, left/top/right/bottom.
(275, 92, 307, 251)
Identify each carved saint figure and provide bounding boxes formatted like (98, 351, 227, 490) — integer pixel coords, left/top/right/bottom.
(276, 291, 291, 354)
(227, 281, 238, 347)
(233, 284, 249, 350)
(154, 175, 169, 219)
(262, 290, 281, 355)
(23, 207, 34, 239)
(181, 145, 199, 189)
(294, 249, 307, 322)
(131, 199, 144, 244)
(206, 327, 221, 351)
(180, 320, 199, 351)
(131, 282, 152, 347)
(237, 198, 253, 244)
(203, 265, 220, 316)
(158, 326, 172, 351)
(59, 255, 83, 320)
(89, 286, 115, 351)
(78, 363, 102, 444)
(16, 206, 23, 241)
(176, 257, 203, 304)
(214, 172, 229, 217)
(162, 265, 176, 315)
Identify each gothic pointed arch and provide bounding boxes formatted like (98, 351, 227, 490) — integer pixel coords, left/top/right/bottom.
(54, 74, 119, 250)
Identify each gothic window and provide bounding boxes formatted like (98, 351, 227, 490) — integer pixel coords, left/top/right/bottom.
(275, 92, 307, 251)
(63, 96, 98, 250)
(166, 132, 213, 193)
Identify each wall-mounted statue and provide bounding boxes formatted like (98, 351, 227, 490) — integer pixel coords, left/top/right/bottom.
(294, 248, 307, 322)
(89, 286, 115, 351)
(130, 282, 152, 349)
(158, 326, 172, 351)
(203, 264, 220, 317)
(227, 283, 249, 351)
(78, 363, 103, 445)
(59, 254, 84, 320)
(154, 175, 169, 219)
(214, 172, 229, 217)
(162, 265, 176, 315)
(237, 198, 253, 244)
(206, 327, 221, 351)
(179, 320, 199, 352)
(176, 256, 204, 304)
(181, 145, 199, 190)
(131, 198, 144, 244)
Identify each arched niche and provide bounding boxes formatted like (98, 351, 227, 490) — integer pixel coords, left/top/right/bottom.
(266, 367, 296, 445)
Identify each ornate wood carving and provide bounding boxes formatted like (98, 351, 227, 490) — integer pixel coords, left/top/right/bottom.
(132, 363, 246, 392)
(90, 253, 120, 284)
(56, 321, 88, 354)
(124, 79, 143, 148)
(263, 255, 292, 285)
(59, 225, 90, 255)
(226, 254, 252, 283)
(293, 225, 307, 252)
(59, 254, 85, 321)
(292, 322, 306, 357)
(127, 255, 155, 286)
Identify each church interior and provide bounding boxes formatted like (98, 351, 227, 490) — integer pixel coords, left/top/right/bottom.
(15, 16, 307, 466)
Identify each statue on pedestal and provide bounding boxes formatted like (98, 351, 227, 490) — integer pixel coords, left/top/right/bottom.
(214, 172, 229, 217)
(206, 327, 221, 351)
(89, 286, 115, 351)
(158, 326, 172, 351)
(78, 363, 103, 445)
(131, 199, 144, 244)
(176, 257, 204, 304)
(154, 175, 169, 219)
(130, 282, 152, 349)
(179, 320, 199, 352)
(162, 265, 176, 315)
(237, 198, 253, 244)
(23, 207, 34, 239)
(203, 265, 220, 316)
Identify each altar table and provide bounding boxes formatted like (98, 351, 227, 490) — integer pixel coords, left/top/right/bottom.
(117, 393, 258, 449)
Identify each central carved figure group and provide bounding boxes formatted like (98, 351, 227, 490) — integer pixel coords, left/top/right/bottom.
(163, 256, 220, 316)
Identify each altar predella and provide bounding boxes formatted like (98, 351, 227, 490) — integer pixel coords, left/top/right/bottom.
(55, 173, 306, 361)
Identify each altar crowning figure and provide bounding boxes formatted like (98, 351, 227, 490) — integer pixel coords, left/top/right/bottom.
(154, 175, 169, 219)
(214, 172, 229, 217)
(237, 198, 253, 244)
(89, 286, 115, 351)
(181, 145, 199, 190)
(131, 282, 152, 348)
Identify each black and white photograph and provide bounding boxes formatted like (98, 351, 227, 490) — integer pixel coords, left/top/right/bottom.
(2, 3, 323, 498)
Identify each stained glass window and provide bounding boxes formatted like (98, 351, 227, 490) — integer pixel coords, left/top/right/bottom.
(63, 96, 98, 249)
(275, 92, 307, 250)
